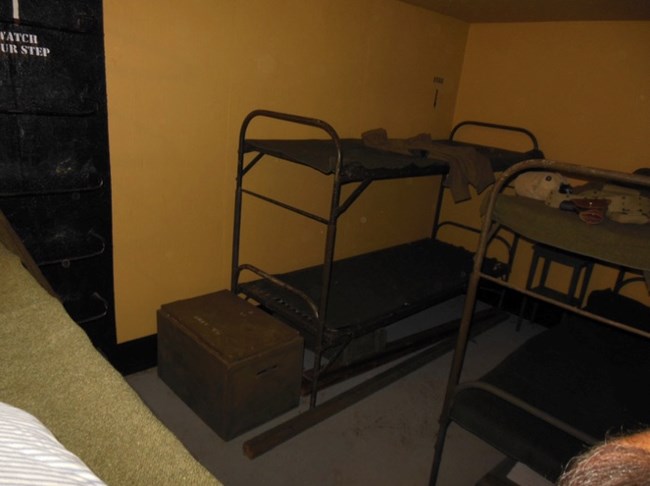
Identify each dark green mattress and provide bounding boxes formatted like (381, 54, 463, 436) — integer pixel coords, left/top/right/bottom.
(494, 195, 650, 273)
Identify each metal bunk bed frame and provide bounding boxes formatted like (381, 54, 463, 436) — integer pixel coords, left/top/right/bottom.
(232, 110, 543, 403)
(230, 110, 543, 457)
(428, 159, 650, 484)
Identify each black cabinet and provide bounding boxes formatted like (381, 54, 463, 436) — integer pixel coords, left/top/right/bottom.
(1, 1, 116, 354)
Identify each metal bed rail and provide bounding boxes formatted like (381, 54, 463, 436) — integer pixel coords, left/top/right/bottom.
(232, 109, 344, 408)
(449, 120, 540, 152)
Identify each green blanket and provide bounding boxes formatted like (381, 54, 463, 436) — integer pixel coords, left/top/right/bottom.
(0, 241, 221, 485)
(494, 195, 650, 274)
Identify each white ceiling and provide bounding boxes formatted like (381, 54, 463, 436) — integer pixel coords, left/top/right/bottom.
(400, 0, 650, 22)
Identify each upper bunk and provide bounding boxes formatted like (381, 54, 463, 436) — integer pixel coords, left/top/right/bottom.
(239, 110, 543, 184)
(482, 159, 650, 337)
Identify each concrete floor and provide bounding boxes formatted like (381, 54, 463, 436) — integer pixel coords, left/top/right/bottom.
(127, 298, 553, 486)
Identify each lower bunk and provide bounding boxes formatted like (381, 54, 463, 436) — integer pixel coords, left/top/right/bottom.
(448, 314, 650, 481)
(239, 238, 506, 343)
(236, 237, 511, 459)
(238, 237, 507, 375)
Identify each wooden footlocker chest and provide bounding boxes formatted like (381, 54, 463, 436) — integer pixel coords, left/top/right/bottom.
(157, 290, 303, 440)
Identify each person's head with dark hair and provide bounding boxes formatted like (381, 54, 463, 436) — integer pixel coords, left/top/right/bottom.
(557, 429, 650, 486)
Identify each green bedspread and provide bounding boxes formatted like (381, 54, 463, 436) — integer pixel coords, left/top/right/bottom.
(0, 241, 221, 485)
(494, 194, 650, 274)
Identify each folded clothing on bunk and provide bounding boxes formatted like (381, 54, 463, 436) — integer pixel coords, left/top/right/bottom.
(362, 128, 494, 202)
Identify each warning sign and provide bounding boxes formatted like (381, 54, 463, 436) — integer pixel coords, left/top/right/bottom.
(0, 30, 51, 57)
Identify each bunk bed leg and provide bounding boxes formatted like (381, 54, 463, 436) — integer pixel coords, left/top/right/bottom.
(309, 347, 324, 408)
(427, 269, 483, 484)
(309, 212, 338, 409)
(428, 415, 451, 485)
(309, 163, 344, 408)
(231, 136, 247, 292)
(428, 201, 497, 484)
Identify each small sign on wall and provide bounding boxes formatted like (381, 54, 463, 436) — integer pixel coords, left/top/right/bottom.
(1, 30, 50, 57)
(1, 27, 101, 113)
(1, 0, 103, 113)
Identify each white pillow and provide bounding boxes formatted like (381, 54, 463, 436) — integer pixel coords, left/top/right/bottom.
(0, 402, 106, 485)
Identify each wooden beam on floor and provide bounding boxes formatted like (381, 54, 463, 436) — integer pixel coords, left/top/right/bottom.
(301, 307, 501, 395)
(243, 308, 509, 459)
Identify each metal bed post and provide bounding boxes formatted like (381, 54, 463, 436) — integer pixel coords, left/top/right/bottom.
(427, 233, 498, 484)
(231, 112, 268, 291)
(428, 163, 513, 485)
(449, 121, 540, 155)
(230, 114, 248, 291)
(231, 110, 344, 408)
(308, 133, 344, 408)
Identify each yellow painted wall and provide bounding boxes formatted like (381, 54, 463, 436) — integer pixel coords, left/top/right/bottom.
(103, 0, 469, 342)
(447, 21, 650, 303)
